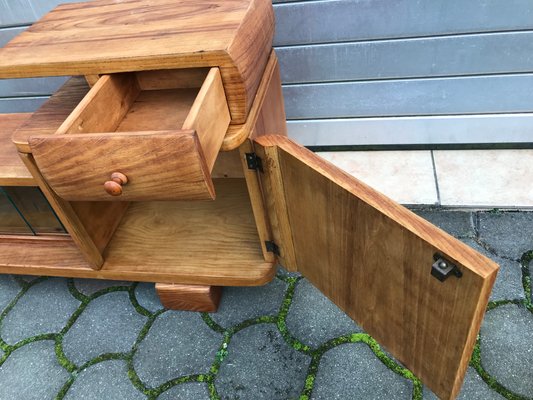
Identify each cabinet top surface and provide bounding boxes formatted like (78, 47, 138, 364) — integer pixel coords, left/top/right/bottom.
(0, 0, 265, 78)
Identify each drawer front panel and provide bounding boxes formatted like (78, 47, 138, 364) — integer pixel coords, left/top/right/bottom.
(29, 131, 215, 201)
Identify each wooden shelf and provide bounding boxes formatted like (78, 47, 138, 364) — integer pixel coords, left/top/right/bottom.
(0, 113, 36, 186)
(0, 179, 275, 286)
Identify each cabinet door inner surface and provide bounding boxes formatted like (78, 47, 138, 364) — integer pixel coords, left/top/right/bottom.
(254, 135, 498, 400)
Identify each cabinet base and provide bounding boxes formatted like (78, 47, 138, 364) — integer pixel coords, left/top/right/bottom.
(155, 283, 222, 312)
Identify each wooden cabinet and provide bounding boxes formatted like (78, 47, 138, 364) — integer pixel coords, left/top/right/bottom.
(0, 1, 498, 399)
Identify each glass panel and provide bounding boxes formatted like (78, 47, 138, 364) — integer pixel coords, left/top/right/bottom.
(0, 187, 33, 235)
(2, 187, 66, 235)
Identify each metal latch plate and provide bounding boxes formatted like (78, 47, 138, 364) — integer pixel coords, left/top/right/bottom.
(431, 254, 463, 282)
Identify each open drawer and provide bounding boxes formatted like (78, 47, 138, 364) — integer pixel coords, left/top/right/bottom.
(29, 68, 230, 201)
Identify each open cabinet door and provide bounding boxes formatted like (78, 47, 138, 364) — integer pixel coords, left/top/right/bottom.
(253, 135, 498, 400)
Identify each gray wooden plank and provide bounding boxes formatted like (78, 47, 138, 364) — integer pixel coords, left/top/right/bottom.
(0, 0, 82, 27)
(277, 31, 533, 84)
(287, 114, 533, 146)
(0, 76, 67, 97)
(274, 0, 533, 46)
(0, 26, 26, 47)
(0, 0, 37, 27)
(283, 74, 533, 119)
(0, 97, 48, 113)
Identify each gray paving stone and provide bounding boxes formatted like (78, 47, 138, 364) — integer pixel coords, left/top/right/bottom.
(134, 311, 221, 387)
(312, 342, 412, 399)
(17, 275, 41, 283)
(414, 210, 475, 238)
(286, 279, 362, 348)
(423, 367, 505, 399)
(64, 360, 144, 400)
(134, 282, 163, 313)
(462, 239, 524, 301)
(1, 278, 80, 344)
(216, 323, 310, 400)
(480, 304, 533, 397)
(63, 291, 147, 366)
(0, 275, 20, 312)
(0, 340, 70, 400)
(212, 278, 288, 328)
(477, 212, 533, 260)
(159, 382, 210, 400)
(74, 279, 131, 296)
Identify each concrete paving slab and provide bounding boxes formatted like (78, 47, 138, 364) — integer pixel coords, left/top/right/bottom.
(216, 323, 310, 400)
(1, 278, 79, 345)
(62, 291, 146, 366)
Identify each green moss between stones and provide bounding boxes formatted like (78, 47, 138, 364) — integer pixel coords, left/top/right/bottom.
(66, 278, 88, 303)
(470, 340, 528, 400)
(521, 250, 532, 311)
(2, 234, 533, 400)
(127, 283, 154, 317)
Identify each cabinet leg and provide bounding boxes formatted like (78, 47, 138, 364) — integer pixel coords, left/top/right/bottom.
(155, 283, 222, 312)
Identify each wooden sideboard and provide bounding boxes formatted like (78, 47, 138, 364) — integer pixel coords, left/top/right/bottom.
(0, 1, 499, 399)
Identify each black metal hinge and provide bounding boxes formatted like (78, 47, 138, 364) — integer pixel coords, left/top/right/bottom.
(245, 152, 263, 172)
(265, 241, 280, 256)
(431, 253, 463, 282)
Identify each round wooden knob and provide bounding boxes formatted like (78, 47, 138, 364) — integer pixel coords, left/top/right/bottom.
(104, 172, 128, 196)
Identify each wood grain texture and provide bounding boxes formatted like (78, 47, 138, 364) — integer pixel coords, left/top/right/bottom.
(0, 0, 274, 123)
(29, 68, 228, 201)
(211, 149, 244, 178)
(0, 113, 35, 185)
(56, 74, 140, 135)
(13, 77, 90, 153)
(1, 186, 66, 235)
(30, 131, 215, 201)
(18, 153, 104, 269)
(239, 140, 275, 262)
(0, 194, 33, 235)
(253, 142, 298, 271)
(0, 235, 91, 269)
(136, 68, 209, 90)
(0, 179, 274, 286)
(250, 56, 287, 139)
(254, 135, 499, 400)
(115, 89, 197, 132)
(222, 51, 280, 150)
(155, 284, 222, 312)
(102, 179, 272, 285)
(71, 201, 129, 254)
(84, 74, 100, 87)
(182, 68, 231, 171)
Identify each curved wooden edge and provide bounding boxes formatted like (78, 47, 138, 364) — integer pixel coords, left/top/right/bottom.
(0, 0, 274, 126)
(225, 0, 274, 122)
(221, 50, 279, 151)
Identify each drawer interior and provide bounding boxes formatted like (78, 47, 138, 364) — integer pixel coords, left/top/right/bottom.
(59, 69, 205, 132)
(56, 67, 228, 171)
(29, 68, 231, 201)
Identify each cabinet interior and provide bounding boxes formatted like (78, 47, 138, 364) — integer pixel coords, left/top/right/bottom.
(103, 178, 267, 272)
(0, 186, 66, 235)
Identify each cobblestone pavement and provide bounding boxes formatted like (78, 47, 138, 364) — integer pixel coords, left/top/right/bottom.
(0, 210, 531, 399)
